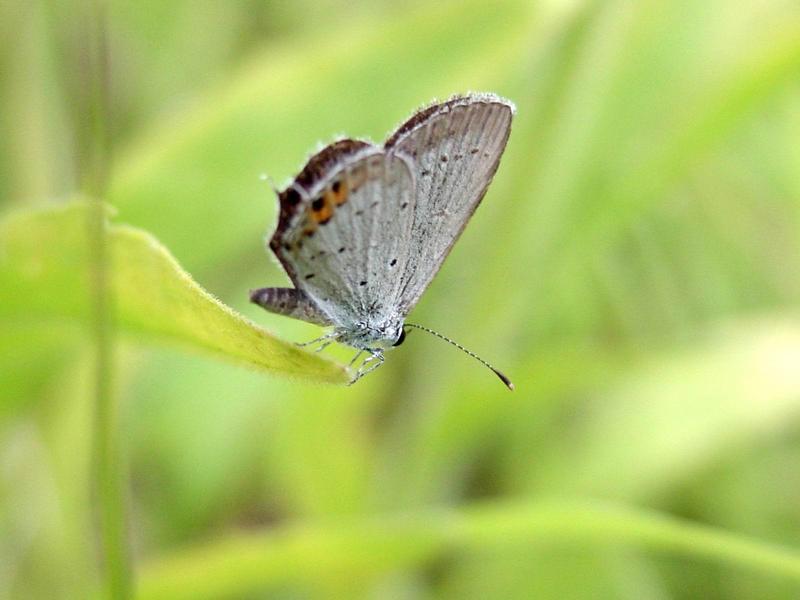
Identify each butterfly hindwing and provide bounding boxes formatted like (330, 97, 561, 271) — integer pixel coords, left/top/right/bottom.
(270, 143, 415, 327)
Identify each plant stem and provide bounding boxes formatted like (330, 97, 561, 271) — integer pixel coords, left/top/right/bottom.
(83, 0, 131, 597)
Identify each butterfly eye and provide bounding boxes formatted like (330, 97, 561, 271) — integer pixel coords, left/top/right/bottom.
(392, 328, 406, 347)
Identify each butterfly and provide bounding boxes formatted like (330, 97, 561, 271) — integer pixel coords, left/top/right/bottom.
(251, 93, 515, 388)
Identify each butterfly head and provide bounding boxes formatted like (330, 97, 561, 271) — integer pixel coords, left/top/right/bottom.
(336, 317, 405, 351)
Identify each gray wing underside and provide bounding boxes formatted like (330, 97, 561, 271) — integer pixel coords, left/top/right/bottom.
(386, 96, 514, 316)
(268, 94, 513, 329)
(272, 148, 416, 328)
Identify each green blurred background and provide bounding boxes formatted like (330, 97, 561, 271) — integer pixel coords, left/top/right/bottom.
(3, 0, 800, 598)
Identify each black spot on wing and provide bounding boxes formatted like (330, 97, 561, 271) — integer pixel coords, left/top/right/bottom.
(271, 139, 373, 243)
(284, 188, 301, 205)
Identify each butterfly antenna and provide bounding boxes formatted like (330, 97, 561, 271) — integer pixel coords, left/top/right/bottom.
(404, 323, 514, 390)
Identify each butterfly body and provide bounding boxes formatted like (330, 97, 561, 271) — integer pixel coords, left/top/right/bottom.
(251, 93, 514, 383)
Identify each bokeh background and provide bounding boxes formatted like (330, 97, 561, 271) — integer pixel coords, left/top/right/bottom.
(3, 0, 800, 598)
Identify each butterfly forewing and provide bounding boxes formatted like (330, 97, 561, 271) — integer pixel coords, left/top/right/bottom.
(385, 95, 514, 316)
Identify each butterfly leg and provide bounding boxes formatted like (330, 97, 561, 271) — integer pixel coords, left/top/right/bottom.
(347, 350, 384, 385)
(314, 339, 336, 353)
(348, 350, 365, 367)
(296, 330, 339, 350)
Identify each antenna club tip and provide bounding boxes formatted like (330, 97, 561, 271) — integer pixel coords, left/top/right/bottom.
(492, 369, 515, 391)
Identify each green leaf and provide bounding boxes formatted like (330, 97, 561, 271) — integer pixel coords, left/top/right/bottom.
(135, 500, 800, 599)
(0, 201, 347, 384)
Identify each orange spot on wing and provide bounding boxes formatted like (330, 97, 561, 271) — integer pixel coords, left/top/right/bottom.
(309, 191, 334, 225)
(332, 180, 349, 205)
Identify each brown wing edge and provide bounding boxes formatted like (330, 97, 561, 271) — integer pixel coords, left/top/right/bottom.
(384, 92, 516, 149)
